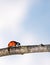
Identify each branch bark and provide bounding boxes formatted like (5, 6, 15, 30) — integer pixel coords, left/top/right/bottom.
(0, 44, 50, 57)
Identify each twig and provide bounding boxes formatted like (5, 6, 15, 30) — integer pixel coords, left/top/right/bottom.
(0, 44, 50, 57)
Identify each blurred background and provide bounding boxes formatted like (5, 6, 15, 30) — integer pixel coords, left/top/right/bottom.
(0, 0, 50, 65)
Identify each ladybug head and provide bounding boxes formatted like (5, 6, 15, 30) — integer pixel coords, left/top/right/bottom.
(15, 41, 20, 46)
(17, 42, 20, 45)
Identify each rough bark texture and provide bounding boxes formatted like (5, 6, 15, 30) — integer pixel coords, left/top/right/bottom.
(0, 44, 50, 57)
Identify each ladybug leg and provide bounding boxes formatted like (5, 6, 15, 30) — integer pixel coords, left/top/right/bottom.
(8, 47, 10, 53)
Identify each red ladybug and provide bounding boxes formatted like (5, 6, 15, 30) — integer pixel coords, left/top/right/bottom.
(8, 41, 20, 52)
(8, 41, 20, 47)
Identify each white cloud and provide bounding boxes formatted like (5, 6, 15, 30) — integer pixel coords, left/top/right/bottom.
(0, 0, 29, 48)
(0, 0, 41, 29)
(0, 0, 28, 30)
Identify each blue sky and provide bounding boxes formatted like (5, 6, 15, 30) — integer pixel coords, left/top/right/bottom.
(23, 0, 50, 43)
(0, 0, 50, 65)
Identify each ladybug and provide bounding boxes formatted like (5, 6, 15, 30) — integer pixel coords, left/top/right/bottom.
(8, 41, 20, 52)
(8, 41, 20, 47)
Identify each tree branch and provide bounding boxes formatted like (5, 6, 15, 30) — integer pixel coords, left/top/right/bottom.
(0, 44, 50, 57)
